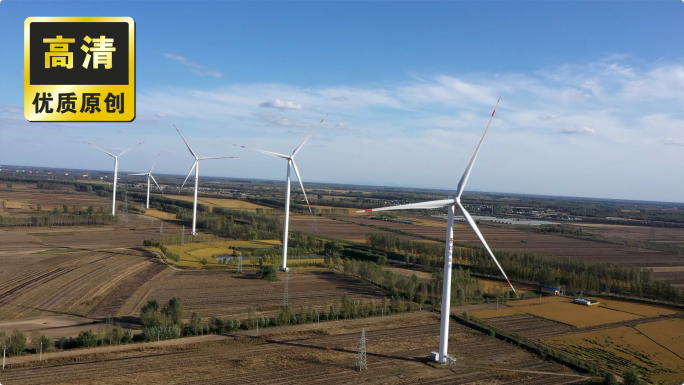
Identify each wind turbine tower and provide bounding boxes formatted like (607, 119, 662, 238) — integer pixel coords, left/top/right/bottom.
(357, 98, 515, 364)
(175, 126, 237, 235)
(235, 115, 327, 271)
(87, 141, 144, 215)
(130, 152, 164, 208)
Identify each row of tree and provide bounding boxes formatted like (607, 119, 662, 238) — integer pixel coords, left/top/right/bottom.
(0, 212, 118, 227)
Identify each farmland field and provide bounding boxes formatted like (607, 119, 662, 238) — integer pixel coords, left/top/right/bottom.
(473, 299, 644, 327)
(0, 311, 591, 385)
(542, 322, 684, 384)
(140, 269, 388, 320)
(0, 188, 115, 213)
(160, 194, 271, 212)
(519, 302, 642, 327)
(0, 247, 169, 321)
(289, 216, 427, 242)
(143, 208, 178, 220)
(634, 318, 684, 358)
(587, 297, 678, 317)
(164, 239, 281, 267)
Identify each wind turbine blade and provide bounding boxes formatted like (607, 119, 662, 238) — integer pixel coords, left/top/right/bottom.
(290, 159, 312, 214)
(356, 199, 455, 213)
(232, 144, 289, 159)
(198, 156, 238, 160)
(457, 201, 517, 295)
(128, 173, 148, 176)
(292, 114, 328, 157)
(86, 141, 115, 158)
(118, 141, 144, 157)
(455, 97, 500, 199)
(149, 152, 161, 173)
(179, 161, 197, 192)
(174, 125, 197, 159)
(150, 174, 164, 194)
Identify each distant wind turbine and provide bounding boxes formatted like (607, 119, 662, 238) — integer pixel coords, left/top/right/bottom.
(356, 98, 514, 365)
(234, 114, 327, 271)
(87, 141, 144, 216)
(175, 125, 237, 235)
(129, 152, 164, 209)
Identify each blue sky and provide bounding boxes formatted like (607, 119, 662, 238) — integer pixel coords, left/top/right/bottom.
(1, 1, 683, 202)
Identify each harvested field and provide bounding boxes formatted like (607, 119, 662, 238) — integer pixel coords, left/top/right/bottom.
(0, 315, 104, 340)
(586, 298, 679, 317)
(0, 248, 169, 321)
(141, 269, 388, 320)
(143, 208, 178, 220)
(508, 296, 570, 307)
(634, 318, 684, 358)
(474, 299, 644, 327)
(0, 188, 114, 212)
(570, 222, 684, 246)
(471, 307, 522, 319)
(480, 314, 576, 340)
(289, 216, 426, 242)
(385, 266, 433, 282)
(161, 194, 270, 212)
(521, 302, 642, 327)
(481, 278, 537, 294)
(542, 323, 684, 384)
(0, 311, 590, 385)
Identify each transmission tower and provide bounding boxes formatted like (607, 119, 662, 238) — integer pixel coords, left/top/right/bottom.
(312, 217, 318, 233)
(181, 225, 185, 245)
(526, 222, 531, 243)
(160, 220, 164, 234)
(237, 256, 243, 273)
(283, 270, 289, 307)
(356, 328, 368, 371)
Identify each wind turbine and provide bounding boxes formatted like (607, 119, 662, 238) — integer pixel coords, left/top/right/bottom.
(129, 152, 164, 209)
(175, 125, 237, 235)
(234, 114, 327, 271)
(356, 98, 515, 365)
(87, 141, 144, 216)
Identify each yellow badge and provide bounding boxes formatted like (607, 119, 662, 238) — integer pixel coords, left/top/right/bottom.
(24, 17, 135, 122)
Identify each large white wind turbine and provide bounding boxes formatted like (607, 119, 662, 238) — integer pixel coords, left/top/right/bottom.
(129, 153, 164, 209)
(356, 98, 515, 365)
(87, 141, 144, 216)
(175, 126, 237, 235)
(234, 115, 327, 272)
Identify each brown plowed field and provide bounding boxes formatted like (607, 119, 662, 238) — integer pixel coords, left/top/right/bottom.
(0, 312, 591, 385)
(0, 248, 169, 321)
(141, 269, 388, 320)
(289, 216, 428, 242)
(0, 187, 114, 212)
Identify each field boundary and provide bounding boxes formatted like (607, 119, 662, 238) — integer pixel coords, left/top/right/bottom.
(631, 325, 684, 361)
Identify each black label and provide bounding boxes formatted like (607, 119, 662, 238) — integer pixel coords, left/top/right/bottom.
(30, 22, 129, 85)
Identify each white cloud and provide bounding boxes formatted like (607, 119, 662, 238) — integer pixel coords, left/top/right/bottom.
(259, 99, 303, 110)
(664, 138, 684, 146)
(560, 126, 596, 135)
(164, 52, 223, 78)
